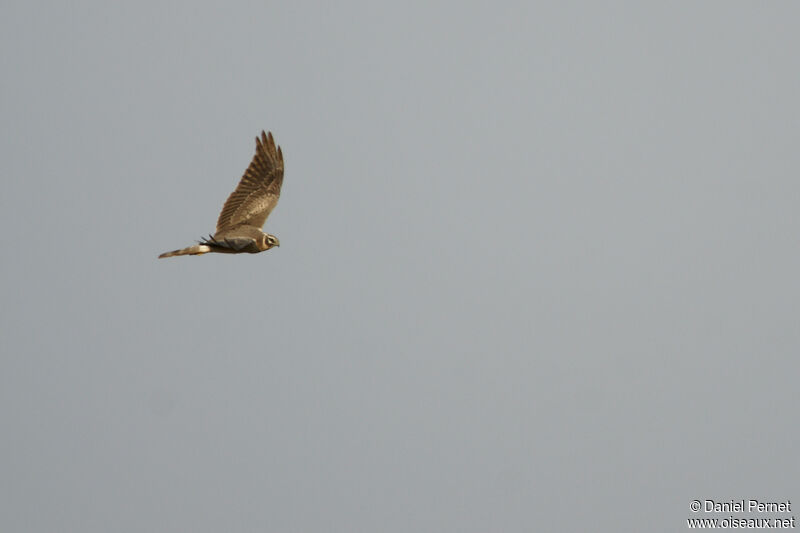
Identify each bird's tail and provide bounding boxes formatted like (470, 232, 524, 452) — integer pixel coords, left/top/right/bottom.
(158, 244, 212, 259)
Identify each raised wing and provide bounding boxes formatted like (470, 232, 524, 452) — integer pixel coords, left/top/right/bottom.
(216, 131, 284, 232)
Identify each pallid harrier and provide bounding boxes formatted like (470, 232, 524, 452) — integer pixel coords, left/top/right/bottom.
(159, 131, 284, 259)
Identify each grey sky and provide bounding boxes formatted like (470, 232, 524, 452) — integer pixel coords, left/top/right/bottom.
(2, 1, 798, 532)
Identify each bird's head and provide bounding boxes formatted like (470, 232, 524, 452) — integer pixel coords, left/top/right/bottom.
(261, 233, 280, 251)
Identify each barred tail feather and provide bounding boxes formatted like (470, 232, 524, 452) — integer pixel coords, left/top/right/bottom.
(158, 244, 212, 259)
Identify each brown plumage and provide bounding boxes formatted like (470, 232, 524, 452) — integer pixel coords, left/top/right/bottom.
(159, 131, 284, 259)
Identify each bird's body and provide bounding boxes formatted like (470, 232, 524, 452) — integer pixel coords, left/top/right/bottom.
(159, 131, 284, 259)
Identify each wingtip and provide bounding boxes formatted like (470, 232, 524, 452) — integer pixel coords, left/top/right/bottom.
(256, 130, 277, 151)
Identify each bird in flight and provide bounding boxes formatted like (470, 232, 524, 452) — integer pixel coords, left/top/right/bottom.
(159, 130, 284, 259)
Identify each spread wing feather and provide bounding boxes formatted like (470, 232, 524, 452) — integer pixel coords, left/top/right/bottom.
(216, 131, 284, 233)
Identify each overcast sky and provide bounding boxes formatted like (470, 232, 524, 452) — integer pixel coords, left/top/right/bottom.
(2, 2, 798, 532)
